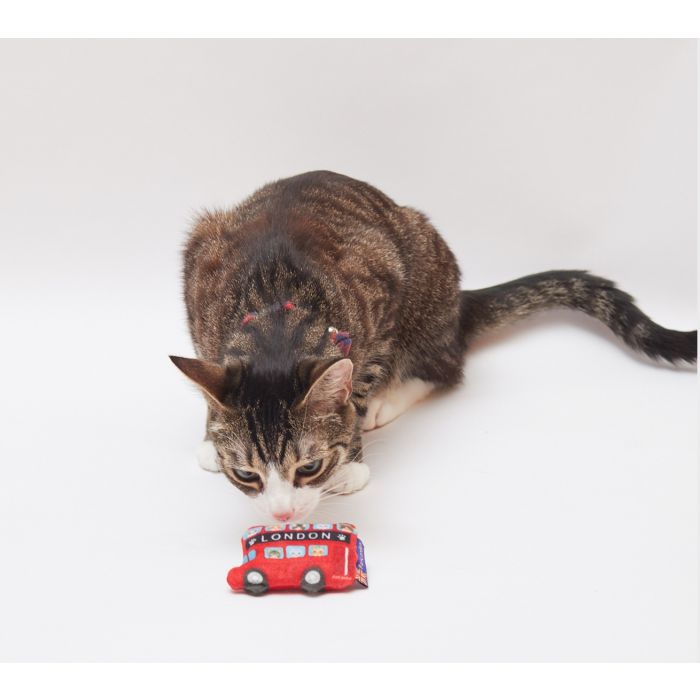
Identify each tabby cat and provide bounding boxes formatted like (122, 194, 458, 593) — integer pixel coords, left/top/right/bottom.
(171, 171, 696, 522)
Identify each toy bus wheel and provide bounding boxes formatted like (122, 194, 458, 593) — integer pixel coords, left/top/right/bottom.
(243, 569, 269, 596)
(300, 567, 325, 594)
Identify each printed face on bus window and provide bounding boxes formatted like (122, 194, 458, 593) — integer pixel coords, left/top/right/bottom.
(245, 526, 263, 538)
(309, 545, 328, 557)
(289, 523, 309, 531)
(264, 547, 284, 559)
(266, 524, 286, 532)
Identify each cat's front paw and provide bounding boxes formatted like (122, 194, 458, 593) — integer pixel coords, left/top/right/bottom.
(329, 461, 370, 495)
(197, 440, 221, 473)
(362, 397, 383, 431)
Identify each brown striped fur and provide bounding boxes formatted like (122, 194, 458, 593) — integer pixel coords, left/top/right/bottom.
(171, 170, 697, 507)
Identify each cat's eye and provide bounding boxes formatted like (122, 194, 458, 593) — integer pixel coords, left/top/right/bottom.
(296, 459, 323, 477)
(233, 468, 260, 483)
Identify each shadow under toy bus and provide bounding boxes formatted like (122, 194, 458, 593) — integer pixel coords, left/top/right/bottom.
(227, 523, 368, 595)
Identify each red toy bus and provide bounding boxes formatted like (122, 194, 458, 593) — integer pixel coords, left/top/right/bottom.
(227, 522, 368, 595)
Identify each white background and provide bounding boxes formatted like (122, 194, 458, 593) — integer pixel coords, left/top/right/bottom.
(0, 40, 696, 661)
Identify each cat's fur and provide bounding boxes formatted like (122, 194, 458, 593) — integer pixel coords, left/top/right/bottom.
(171, 171, 697, 521)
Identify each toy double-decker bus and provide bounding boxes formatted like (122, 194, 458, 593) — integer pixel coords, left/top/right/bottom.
(227, 522, 368, 595)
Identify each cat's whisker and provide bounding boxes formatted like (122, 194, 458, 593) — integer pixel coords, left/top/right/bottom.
(362, 436, 388, 448)
(318, 484, 354, 500)
(360, 448, 386, 457)
(316, 489, 342, 502)
(360, 438, 389, 461)
(320, 480, 350, 494)
(362, 442, 388, 453)
(359, 451, 387, 462)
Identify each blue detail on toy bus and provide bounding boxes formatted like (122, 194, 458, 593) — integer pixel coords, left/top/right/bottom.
(355, 538, 368, 587)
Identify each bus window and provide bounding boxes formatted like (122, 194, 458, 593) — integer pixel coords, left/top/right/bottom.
(264, 547, 284, 559)
(313, 523, 332, 530)
(265, 524, 286, 532)
(241, 554, 248, 564)
(308, 545, 328, 557)
(288, 523, 309, 531)
(248, 549, 257, 561)
(285, 545, 305, 558)
(244, 526, 263, 538)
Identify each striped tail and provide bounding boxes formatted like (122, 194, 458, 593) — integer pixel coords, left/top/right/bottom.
(459, 270, 697, 364)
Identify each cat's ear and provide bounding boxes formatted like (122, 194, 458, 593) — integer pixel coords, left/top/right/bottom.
(169, 356, 242, 407)
(298, 358, 353, 415)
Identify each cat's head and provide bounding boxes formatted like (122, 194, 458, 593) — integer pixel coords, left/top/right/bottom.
(170, 355, 356, 522)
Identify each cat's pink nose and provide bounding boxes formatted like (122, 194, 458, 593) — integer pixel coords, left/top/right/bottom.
(273, 511, 292, 522)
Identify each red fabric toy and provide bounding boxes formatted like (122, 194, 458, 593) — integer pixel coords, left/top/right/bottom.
(227, 522, 369, 595)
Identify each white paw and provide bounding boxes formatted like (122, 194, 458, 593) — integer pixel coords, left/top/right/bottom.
(373, 378, 435, 429)
(329, 461, 370, 495)
(197, 440, 221, 473)
(362, 396, 383, 431)
(375, 400, 401, 428)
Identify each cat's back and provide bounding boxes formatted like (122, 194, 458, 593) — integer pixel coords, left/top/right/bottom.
(183, 170, 410, 299)
(239, 170, 407, 248)
(246, 170, 399, 218)
(187, 170, 401, 252)
(183, 171, 460, 360)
